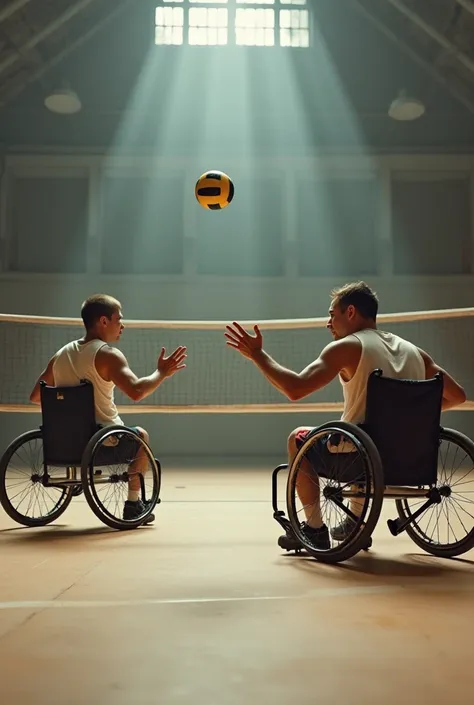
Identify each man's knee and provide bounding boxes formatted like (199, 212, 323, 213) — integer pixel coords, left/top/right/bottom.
(287, 426, 312, 451)
(135, 426, 149, 444)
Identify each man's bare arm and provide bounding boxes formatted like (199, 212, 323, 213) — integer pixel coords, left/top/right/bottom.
(248, 340, 353, 401)
(225, 322, 357, 401)
(29, 355, 57, 404)
(418, 348, 467, 411)
(99, 346, 186, 402)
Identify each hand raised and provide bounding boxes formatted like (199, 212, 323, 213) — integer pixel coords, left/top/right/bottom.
(224, 322, 263, 360)
(157, 346, 187, 378)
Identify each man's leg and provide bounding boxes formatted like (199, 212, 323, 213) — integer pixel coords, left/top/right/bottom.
(126, 426, 150, 500)
(123, 426, 155, 524)
(277, 427, 330, 551)
(289, 427, 323, 529)
(328, 444, 366, 542)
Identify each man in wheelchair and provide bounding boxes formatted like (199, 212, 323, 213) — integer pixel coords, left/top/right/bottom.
(225, 281, 466, 551)
(29, 294, 187, 524)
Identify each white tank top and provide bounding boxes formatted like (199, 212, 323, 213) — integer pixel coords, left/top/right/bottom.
(52, 339, 123, 426)
(340, 328, 425, 424)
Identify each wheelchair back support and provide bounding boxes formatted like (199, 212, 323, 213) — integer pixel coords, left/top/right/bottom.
(40, 380, 98, 466)
(363, 369, 443, 486)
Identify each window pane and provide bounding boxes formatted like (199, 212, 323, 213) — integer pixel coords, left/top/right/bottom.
(279, 8, 308, 46)
(188, 7, 228, 44)
(155, 6, 184, 44)
(235, 8, 274, 45)
(280, 26, 308, 46)
(279, 8, 308, 27)
(189, 7, 228, 25)
(155, 25, 183, 44)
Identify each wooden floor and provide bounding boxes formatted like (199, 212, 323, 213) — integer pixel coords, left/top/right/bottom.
(1, 467, 473, 705)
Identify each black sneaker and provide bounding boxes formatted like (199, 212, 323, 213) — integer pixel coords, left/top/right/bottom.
(278, 523, 330, 552)
(123, 499, 155, 524)
(330, 516, 358, 541)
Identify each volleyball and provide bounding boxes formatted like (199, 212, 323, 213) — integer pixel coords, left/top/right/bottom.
(195, 170, 234, 211)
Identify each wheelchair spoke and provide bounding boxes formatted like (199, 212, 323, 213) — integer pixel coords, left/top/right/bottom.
(287, 425, 381, 559)
(441, 500, 455, 546)
(449, 495, 474, 522)
(1, 433, 73, 524)
(398, 430, 474, 554)
(82, 429, 160, 529)
(447, 498, 470, 538)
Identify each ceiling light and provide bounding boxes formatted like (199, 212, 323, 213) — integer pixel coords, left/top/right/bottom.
(44, 86, 82, 115)
(388, 90, 425, 121)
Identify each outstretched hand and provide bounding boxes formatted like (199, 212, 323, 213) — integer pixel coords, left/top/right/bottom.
(225, 322, 263, 360)
(157, 346, 187, 378)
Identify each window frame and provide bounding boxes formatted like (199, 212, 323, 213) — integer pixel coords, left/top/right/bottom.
(154, 0, 310, 48)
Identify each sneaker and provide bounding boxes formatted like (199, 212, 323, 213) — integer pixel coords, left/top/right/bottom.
(330, 516, 359, 541)
(123, 499, 155, 524)
(278, 523, 330, 552)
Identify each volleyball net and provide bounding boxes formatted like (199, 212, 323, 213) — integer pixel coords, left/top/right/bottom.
(0, 307, 473, 413)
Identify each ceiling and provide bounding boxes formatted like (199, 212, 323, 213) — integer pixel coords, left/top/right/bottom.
(0, 0, 473, 153)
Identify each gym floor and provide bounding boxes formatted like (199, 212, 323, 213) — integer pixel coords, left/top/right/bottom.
(1, 467, 473, 705)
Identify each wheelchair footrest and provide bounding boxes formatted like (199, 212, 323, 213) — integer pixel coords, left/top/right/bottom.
(387, 518, 403, 536)
(388, 489, 440, 537)
(273, 510, 295, 536)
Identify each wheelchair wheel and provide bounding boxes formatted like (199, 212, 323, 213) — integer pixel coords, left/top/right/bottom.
(81, 426, 161, 530)
(286, 421, 384, 564)
(396, 427, 474, 558)
(0, 429, 74, 527)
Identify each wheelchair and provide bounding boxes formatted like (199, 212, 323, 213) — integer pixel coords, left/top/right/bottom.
(273, 369, 474, 564)
(0, 381, 161, 530)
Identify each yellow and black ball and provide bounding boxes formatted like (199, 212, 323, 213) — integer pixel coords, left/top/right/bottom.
(195, 170, 234, 211)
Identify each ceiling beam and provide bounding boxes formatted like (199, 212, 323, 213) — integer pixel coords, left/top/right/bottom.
(455, 0, 474, 18)
(0, 0, 134, 107)
(0, 0, 98, 79)
(384, 0, 474, 78)
(0, 0, 33, 26)
(351, 0, 474, 115)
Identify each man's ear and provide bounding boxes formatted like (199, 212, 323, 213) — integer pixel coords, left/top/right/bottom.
(346, 304, 356, 319)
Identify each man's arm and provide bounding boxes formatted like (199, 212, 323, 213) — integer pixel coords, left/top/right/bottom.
(418, 348, 467, 411)
(244, 341, 351, 402)
(99, 346, 186, 402)
(29, 355, 57, 404)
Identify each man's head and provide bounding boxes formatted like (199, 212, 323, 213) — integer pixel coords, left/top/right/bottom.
(327, 281, 378, 340)
(81, 294, 123, 343)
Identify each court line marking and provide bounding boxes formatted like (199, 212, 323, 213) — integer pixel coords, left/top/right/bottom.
(0, 586, 398, 610)
(0, 581, 472, 611)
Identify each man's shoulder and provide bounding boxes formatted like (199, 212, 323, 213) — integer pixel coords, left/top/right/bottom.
(322, 336, 361, 362)
(95, 346, 130, 376)
(96, 344, 124, 361)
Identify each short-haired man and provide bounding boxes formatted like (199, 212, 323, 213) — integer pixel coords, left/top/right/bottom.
(225, 281, 466, 551)
(30, 294, 186, 524)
